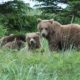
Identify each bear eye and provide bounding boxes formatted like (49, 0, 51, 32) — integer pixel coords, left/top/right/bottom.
(45, 28, 48, 30)
(40, 28, 43, 31)
(28, 37, 31, 40)
(34, 37, 39, 40)
(33, 37, 37, 40)
(33, 37, 35, 39)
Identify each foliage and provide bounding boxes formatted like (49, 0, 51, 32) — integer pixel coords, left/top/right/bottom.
(34, 0, 80, 24)
(34, 0, 67, 13)
(0, 0, 80, 34)
(0, 0, 30, 14)
(0, 0, 38, 34)
(57, 1, 80, 23)
(0, 24, 7, 36)
(0, 39, 80, 80)
(67, 1, 80, 23)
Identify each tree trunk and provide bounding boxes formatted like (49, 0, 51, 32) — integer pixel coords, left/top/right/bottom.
(70, 15, 75, 23)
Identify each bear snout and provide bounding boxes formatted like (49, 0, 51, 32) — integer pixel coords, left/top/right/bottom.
(42, 33, 46, 37)
(41, 29, 48, 37)
(30, 38, 36, 45)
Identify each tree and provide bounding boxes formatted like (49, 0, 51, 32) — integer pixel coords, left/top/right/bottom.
(35, 0, 80, 24)
(67, 1, 80, 23)
(58, 0, 80, 23)
(0, 0, 30, 15)
(34, 0, 67, 13)
(0, 0, 34, 33)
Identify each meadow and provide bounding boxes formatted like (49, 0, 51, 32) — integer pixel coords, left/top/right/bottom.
(0, 38, 80, 80)
(0, 0, 80, 80)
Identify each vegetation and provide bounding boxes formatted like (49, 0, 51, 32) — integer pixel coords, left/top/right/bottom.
(0, 0, 80, 34)
(35, 0, 67, 13)
(0, 39, 80, 80)
(0, 0, 80, 80)
(0, 0, 40, 34)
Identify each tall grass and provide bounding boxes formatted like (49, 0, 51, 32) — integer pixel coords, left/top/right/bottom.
(0, 38, 80, 80)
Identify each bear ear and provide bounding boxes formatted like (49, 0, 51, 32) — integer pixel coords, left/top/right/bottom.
(36, 32, 42, 38)
(36, 32, 40, 36)
(49, 19, 54, 24)
(37, 18, 42, 23)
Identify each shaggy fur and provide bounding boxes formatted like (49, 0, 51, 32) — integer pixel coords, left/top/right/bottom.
(0, 34, 26, 46)
(37, 19, 80, 51)
(2, 38, 25, 50)
(26, 32, 40, 50)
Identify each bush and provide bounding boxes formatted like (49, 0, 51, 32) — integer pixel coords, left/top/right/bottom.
(0, 24, 7, 36)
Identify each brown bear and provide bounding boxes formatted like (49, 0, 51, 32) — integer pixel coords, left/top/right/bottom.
(26, 32, 40, 50)
(2, 38, 25, 50)
(37, 19, 80, 51)
(0, 34, 26, 46)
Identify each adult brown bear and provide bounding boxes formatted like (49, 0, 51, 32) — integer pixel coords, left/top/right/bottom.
(37, 19, 80, 51)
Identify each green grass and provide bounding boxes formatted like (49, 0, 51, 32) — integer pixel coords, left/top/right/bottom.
(0, 39, 80, 80)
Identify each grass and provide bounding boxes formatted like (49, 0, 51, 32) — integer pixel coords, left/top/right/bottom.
(0, 38, 80, 80)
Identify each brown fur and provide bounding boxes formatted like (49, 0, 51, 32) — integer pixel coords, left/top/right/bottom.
(37, 19, 80, 51)
(2, 38, 25, 50)
(0, 34, 26, 46)
(26, 32, 40, 50)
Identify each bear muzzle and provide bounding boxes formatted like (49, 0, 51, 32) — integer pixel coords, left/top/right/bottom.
(41, 29, 48, 37)
(30, 38, 36, 46)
